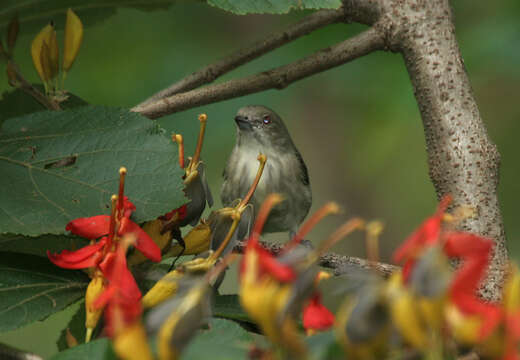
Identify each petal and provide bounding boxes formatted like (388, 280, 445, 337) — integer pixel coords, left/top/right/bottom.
(47, 249, 102, 269)
(47, 239, 105, 263)
(119, 218, 161, 262)
(99, 251, 141, 302)
(443, 232, 493, 258)
(66, 215, 110, 239)
(123, 196, 136, 218)
(62, 8, 83, 72)
(160, 204, 187, 222)
(303, 294, 335, 331)
(257, 247, 295, 283)
(93, 285, 116, 310)
(103, 301, 142, 338)
(392, 195, 451, 264)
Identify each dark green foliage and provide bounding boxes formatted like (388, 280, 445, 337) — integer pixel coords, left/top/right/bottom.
(50, 338, 116, 360)
(0, 106, 185, 236)
(213, 294, 251, 323)
(0, 233, 88, 257)
(0, 1, 177, 35)
(0, 252, 89, 332)
(56, 301, 87, 351)
(182, 318, 254, 359)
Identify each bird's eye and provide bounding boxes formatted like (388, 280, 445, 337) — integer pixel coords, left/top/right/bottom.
(263, 115, 271, 124)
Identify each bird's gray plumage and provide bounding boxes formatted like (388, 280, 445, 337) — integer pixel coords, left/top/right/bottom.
(221, 105, 312, 235)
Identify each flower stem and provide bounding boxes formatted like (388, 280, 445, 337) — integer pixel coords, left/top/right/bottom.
(251, 193, 283, 241)
(238, 154, 266, 212)
(209, 217, 240, 261)
(117, 167, 127, 218)
(284, 202, 339, 253)
(190, 114, 207, 171)
(106, 195, 118, 251)
(172, 134, 185, 169)
(312, 218, 365, 262)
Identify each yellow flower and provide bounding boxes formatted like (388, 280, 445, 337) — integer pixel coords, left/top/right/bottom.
(142, 269, 184, 309)
(386, 272, 429, 349)
(84, 271, 105, 342)
(31, 23, 57, 85)
(113, 322, 154, 360)
(156, 282, 211, 360)
(63, 8, 83, 73)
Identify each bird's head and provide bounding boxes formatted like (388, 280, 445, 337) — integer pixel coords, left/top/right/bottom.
(234, 105, 292, 148)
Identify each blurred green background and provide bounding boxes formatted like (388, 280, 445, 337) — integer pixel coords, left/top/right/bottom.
(0, 1, 519, 357)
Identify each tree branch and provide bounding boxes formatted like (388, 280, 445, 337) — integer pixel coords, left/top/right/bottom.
(136, 9, 349, 108)
(7, 61, 61, 111)
(339, 0, 507, 301)
(234, 240, 398, 278)
(133, 27, 385, 119)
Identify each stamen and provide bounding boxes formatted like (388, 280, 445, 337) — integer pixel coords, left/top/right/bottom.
(314, 218, 365, 259)
(172, 134, 185, 169)
(238, 154, 267, 212)
(209, 212, 241, 261)
(117, 167, 127, 216)
(106, 195, 118, 250)
(366, 221, 384, 263)
(251, 194, 284, 241)
(437, 194, 452, 215)
(190, 114, 207, 171)
(207, 253, 238, 283)
(284, 202, 340, 252)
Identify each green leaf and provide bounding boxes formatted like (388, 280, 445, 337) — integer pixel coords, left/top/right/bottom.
(57, 300, 87, 351)
(0, 1, 177, 35)
(50, 338, 116, 360)
(0, 233, 88, 257)
(206, 0, 341, 14)
(0, 252, 88, 332)
(0, 86, 87, 128)
(213, 294, 251, 323)
(306, 330, 344, 359)
(183, 318, 253, 359)
(0, 105, 185, 236)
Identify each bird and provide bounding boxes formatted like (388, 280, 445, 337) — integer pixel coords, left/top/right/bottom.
(221, 105, 312, 238)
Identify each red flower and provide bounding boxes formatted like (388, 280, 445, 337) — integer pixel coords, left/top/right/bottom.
(443, 232, 501, 339)
(94, 240, 142, 337)
(303, 293, 335, 332)
(393, 195, 451, 280)
(240, 195, 295, 283)
(63, 196, 160, 263)
(47, 237, 107, 269)
(393, 196, 501, 340)
(159, 204, 187, 222)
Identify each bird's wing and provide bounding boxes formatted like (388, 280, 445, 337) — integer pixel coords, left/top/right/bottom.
(295, 150, 310, 185)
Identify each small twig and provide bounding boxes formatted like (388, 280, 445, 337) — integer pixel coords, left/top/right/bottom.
(136, 8, 348, 108)
(133, 27, 384, 119)
(7, 62, 61, 111)
(234, 240, 398, 278)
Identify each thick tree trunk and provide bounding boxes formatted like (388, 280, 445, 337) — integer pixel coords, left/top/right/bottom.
(344, 0, 507, 300)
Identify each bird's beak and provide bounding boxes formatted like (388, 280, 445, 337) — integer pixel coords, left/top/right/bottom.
(235, 115, 252, 131)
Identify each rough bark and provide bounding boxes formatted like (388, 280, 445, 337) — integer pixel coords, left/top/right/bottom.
(343, 0, 506, 301)
(234, 240, 398, 278)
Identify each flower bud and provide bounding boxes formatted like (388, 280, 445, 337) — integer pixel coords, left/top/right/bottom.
(85, 273, 105, 342)
(142, 269, 184, 309)
(63, 8, 83, 73)
(31, 23, 54, 83)
(113, 322, 154, 360)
